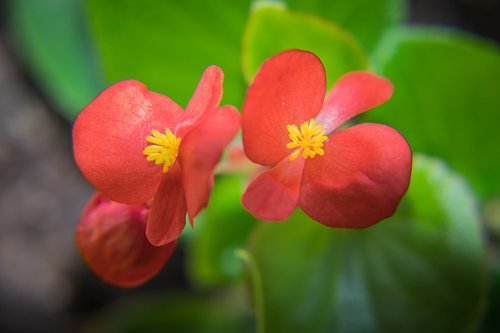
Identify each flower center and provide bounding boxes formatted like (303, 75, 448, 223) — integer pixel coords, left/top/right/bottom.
(143, 129, 181, 173)
(286, 119, 328, 160)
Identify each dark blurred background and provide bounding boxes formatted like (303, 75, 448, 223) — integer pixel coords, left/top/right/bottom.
(0, 0, 498, 332)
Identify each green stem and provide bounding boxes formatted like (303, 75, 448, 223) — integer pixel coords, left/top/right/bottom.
(235, 248, 265, 333)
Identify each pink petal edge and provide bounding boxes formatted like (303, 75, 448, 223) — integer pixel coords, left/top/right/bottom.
(146, 164, 187, 246)
(242, 156, 306, 221)
(175, 65, 224, 137)
(180, 105, 241, 225)
(315, 71, 393, 134)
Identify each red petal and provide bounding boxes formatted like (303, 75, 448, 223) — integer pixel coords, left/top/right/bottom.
(242, 50, 326, 166)
(175, 66, 223, 137)
(146, 164, 187, 246)
(76, 193, 176, 288)
(242, 157, 305, 221)
(73, 80, 182, 204)
(180, 106, 240, 224)
(299, 123, 412, 228)
(315, 71, 393, 134)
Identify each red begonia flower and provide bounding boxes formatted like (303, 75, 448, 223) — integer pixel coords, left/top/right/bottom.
(73, 66, 240, 245)
(241, 50, 412, 228)
(76, 193, 175, 287)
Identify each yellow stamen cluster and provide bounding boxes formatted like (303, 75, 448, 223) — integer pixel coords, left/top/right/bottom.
(143, 129, 181, 173)
(286, 119, 328, 160)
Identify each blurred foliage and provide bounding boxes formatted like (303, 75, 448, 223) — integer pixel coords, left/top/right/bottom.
(188, 175, 256, 287)
(7, 0, 104, 121)
(478, 266, 500, 333)
(83, 293, 254, 333)
(85, 0, 251, 109)
(249, 155, 487, 333)
(285, 0, 406, 52)
(242, 3, 368, 86)
(365, 27, 500, 199)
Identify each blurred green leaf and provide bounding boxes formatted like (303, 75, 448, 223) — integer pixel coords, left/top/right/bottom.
(8, 0, 104, 121)
(477, 266, 500, 333)
(188, 175, 256, 287)
(84, 293, 254, 333)
(242, 3, 368, 86)
(248, 155, 486, 333)
(285, 0, 406, 52)
(484, 198, 500, 239)
(364, 27, 500, 198)
(86, 0, 250, 108)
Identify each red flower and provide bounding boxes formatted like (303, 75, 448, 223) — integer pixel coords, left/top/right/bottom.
(241, 50, 412, 228)
(73, 66, 240, 245)
(76, 193, 175, 287)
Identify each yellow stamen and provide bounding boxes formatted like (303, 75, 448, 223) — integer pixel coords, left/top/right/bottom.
(286, 119, 327, 160)
(143, 128, 181, 173)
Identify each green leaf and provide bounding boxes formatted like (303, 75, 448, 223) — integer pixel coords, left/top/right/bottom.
(85, 0, 251, 108)
(84, 293, 254, 333)
(477, 266, 500, 333)
(7, 0, 104, 121)
(242, 3, 368, 86)
(188, 175, 256, 287)
(249, 155, 487, 333)
(285, 0, 406, 52)
(364, 27, 500, 198)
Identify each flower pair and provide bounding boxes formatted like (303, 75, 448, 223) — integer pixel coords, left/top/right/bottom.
(73, 50, 411, 287)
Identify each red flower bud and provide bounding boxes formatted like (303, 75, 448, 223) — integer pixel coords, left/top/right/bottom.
(76, 193, 176, 287)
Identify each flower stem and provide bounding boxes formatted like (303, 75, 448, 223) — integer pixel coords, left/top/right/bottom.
(235, 248, 265, 333)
